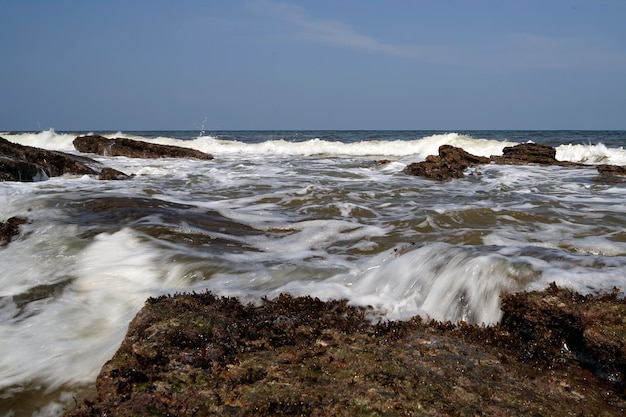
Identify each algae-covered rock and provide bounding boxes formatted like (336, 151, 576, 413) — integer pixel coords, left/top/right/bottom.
(66, 287, 626, 416)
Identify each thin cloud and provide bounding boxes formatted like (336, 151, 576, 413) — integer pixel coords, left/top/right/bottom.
(246, 0, 626, 72)
(245, 0, 433, 58)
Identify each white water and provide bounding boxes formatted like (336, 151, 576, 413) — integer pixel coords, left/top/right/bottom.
(2, 129, 626, 415)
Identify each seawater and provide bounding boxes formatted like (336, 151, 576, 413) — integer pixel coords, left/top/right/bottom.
(1, 129, 626, 416)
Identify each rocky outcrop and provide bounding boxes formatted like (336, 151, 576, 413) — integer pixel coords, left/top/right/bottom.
(404, 145, 490, 180)
(0, 217, 30, 245)
(65, 285, 626, 416)
(405, 142, 593, 180)
(0, 137, 98, 181)
(491, 142, 560, 165)
(73, 135, 213, 160)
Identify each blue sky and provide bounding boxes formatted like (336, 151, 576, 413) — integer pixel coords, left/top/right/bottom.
(2, 0, 625, 131)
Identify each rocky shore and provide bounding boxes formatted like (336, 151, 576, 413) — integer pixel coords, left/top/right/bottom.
(0, 135, 212, 182)
(3, 136, 626, 415)
(64, 285, 625, 416)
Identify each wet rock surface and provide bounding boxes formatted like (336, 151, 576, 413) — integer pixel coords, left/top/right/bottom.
(73, 135, 213, 160)
(98, 167, 133, 181)
(405, 143, 603, 180)
(0, 137, 98, 181)
(0, 217, 30, 245)
(66, 285, 626, 416)
(404, 145, 490, 180)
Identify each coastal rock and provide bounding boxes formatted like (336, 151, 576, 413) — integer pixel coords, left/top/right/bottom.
(595, 164, 626, 183)
(98, 167, 133, 181)
(597, 165, 626, 176)
(405, 143, 587, 180)
(491, 142, 559, 165)
(0, 137, 98, 181)
(404, 145, 490, 180)
(73, 135, 213, 160)
(0, 217, 30, 245)
(65, 286, 626, 416)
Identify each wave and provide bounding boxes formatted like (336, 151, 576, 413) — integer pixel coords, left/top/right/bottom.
(3, 129, 626, 164)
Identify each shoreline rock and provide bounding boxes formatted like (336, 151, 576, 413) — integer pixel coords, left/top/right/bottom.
(0, 217, 30, 245)
(405, 142, 614, 180)
(65, 285, 626, 416)
(73, 135, 213, 160)
(0, 137, 98, 181)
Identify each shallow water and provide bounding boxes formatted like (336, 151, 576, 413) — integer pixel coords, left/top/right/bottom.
(1, 129, 625, 415)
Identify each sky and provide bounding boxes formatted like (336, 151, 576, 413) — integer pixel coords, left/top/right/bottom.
(1, 0, 626, 131)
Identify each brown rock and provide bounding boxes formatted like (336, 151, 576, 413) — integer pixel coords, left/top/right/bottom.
(597, 165, 626, 176)
(98, 167, 133, 181)
(0, 217, 30, 245)
(404, 145, 490, 180)
(405, 143, 591, 181)
(73, 135, 213, 160)
(65, 287, 626, 416)
(0, 137, 98, 181)
(492, 142, 559, 165)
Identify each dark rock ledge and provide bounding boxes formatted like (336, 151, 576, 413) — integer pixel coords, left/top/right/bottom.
(0, 133, 213, 182)
(66, 284, 625, 416)
(405, 143, 620, 181)
(73, 135, 213, 160)
(0, 137, 98, 181)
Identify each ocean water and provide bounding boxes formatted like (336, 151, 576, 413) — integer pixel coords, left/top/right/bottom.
(1, 129, 626, 416)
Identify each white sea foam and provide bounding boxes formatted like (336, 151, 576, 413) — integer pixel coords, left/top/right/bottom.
(0, 228, 188, 395)
(556, 143, 626, 165)
(3, 129, 626, 416)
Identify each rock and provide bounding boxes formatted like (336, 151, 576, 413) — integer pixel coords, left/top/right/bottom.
(404, 145, 490, 180)
(65, 287, 626, 416)
(0, 217, 30, 245)
(597, 165, 626, 176)
(0, 157, 47, 181)
(491, 142, 559, 165)
(73, 135, 213, 160)
(0, 137, 98, 181)
(98, 167, 133, 181)
(500, 283, 626, 387)
(405, 143, 588, 180)
(595, 164, 626, 183)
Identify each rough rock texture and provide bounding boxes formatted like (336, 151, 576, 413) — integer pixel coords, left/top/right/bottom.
(66, 285, 626, 416)
(98, 167, 133, 181)
(73, 135, 213, 160)
(404, 145, 490, 180)
(0, 217, 30, 245)
(491, 143, 560, 165)
(0, 137, 98, 181)
(405, 143, 588, 180)
(595, 164, 626, 183)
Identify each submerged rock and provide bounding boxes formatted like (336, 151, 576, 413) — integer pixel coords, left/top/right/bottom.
(73, 135, 213, 160)
(0, 217, 30, 245)
(0, 137, 97, 181)
(66, 286, 625, 416)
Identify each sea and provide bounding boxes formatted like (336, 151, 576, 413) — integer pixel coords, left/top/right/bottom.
(1, 129, 626, 416)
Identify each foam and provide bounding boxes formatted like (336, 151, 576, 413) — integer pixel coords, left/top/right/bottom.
(0, 228, 188, 394)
